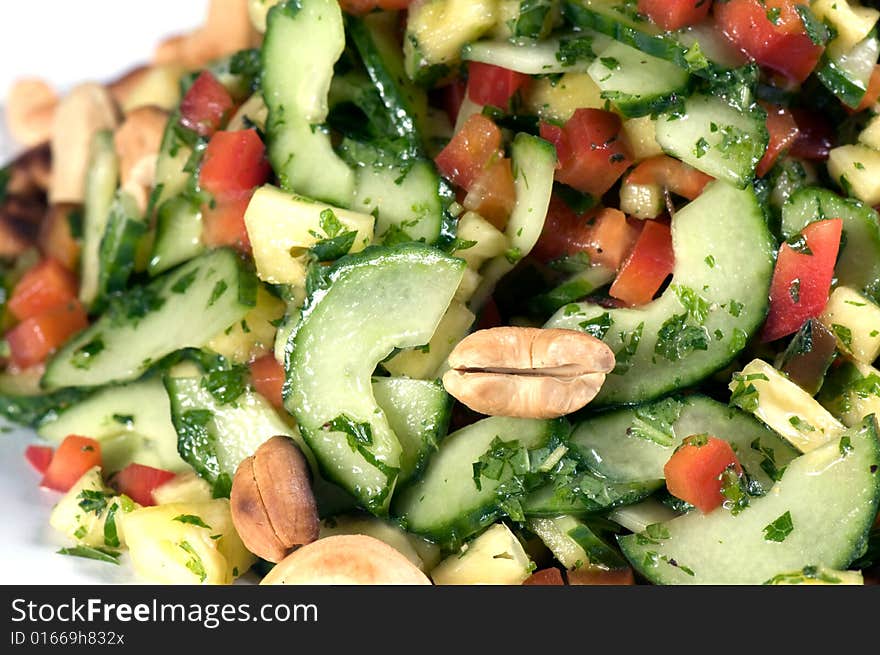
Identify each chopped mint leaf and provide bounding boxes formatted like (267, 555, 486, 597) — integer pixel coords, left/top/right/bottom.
(763, 511, 794, 542)
(174, 514, 212, 529)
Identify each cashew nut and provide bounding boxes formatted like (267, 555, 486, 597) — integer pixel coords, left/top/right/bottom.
(113, 106, 168, 212)
(260, 535, 432, 585)
(442, 327, 616, 418)
(49, 83, 120, 204)
(230, 436, 319, 563)
(6, 78, 58, 147)
(155, 0, 258, 69)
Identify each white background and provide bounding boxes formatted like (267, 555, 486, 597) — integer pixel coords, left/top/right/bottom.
(0, 0, 214, 584)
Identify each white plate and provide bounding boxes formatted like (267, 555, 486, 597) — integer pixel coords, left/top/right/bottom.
(0, 2, 211, 585)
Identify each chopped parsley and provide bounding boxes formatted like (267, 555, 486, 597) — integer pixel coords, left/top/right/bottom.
(324, 414, 373, 450)
(174, 514, 212, 529)
(831, 323, 853, 351)
(171, 269, 199, 294)
(77, 489, 112, 516)
(763, 511, 794, 542)
(750, 437, 786, 482)
(626, 398, 683, 447)
(179, 540, 207, 582)
(579, 312, 613, 340)
(654, 313, 709, 362)
(839, 435, 853, 457)
(208, 280, 228, 307)
(612, 322, 643, 375)
(57, 545, 121, 565)
(201, 364, 248, 405)
(720, 465, 750, 515)
(763, 565, 841, 585)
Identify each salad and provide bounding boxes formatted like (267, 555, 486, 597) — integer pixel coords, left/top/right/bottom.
(1, 0, 879, 586)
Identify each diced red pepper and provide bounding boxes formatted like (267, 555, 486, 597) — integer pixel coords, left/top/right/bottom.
(540, 109, 633, 197)
(852, 64, 880, 113)
(25, 445, 54, 475)
(715, 0, 824, 83)
(625, 155, 713, 200)
(757, 104, 800, 177)
(41, 435, 102, 492)
(664, 435, 743, 513)
(638, 0, 712, 31)
(762, 218, 842, 342)
(567, 567, 636, 585)
(112, 463, 176, 506)
(250, 354, 285, 410)
(435, 114, 503, 190)
(462, 157, 517, 230)
(8, 258, 78, 321)
(6, 300, 88, 369)
(199, 129, 271, 202)
(467, 62, 530, 108)
(609, 220, 674, 306)
(202, 195, 253, 255)
(522, 568, 565, 585)
(179, 71, 234, 137)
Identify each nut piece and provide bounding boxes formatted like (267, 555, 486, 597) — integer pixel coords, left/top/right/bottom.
(113, 106, 169, 212)
(230, 436, 319, 563)
(442, 327, 615, 419)
(7, 78, 58, 146)
(155, 0, 258, 69)
(49, 83, 120, 204)
(260, 535, 432, 585)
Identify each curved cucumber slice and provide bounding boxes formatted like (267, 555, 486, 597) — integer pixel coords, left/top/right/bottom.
(619, 417, 880, 584)
(393, 416, 568, 547)
(262, 0, 354, 205)
(80, 130, 119, 307)
(285, 244, 465, 513)
(547, 181, 774, 406)
(522, 474, 660, 517)
(571, 395, 799, 493)
(43, 249, 257, 390)
(781, 187, 880, 299)
(38, 378, 186, 474)
(94, 190, 147, 310)
(462, 37, 598, 75)
(817, 34, 880, 109)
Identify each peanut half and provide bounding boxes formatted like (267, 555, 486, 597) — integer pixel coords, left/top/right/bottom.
(260, 535, 431, 585)
(230, 436, 319, 563)
(442, 327, 615, 419)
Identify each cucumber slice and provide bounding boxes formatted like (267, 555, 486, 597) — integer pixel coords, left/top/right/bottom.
(570, 395, 799, 493)
(80, 130, 119, 307)
(522, 473, 660, 517)
(529, 515, 627, 570)
(510, 0, 559, 38)
(371, 377, 451, 484)
(462, 36, 598, 75)
(262, 0, 354, 205)
(0, 370, 89, 429)
(619, 417, 880, 584)
(152, 110, 192, 211)
(38, 378, 187, 473)
(43, 249, 257, 390)
(285, 244, 465, 513)
(393, 416, 568, 547)
(470, 133, 556, 310)
(816, 33, 880, 109)
(547, 181, 774, 406)
(148, 196, 204, 276)
(528, 265, 616, 316)
(781, 187, 880, 299)
(94, 190, 147, 309)
(588, 40, 689, 118)
(655, 95, 768, 187)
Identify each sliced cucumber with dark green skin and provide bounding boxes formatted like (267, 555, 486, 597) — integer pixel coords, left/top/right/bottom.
(80, 130, 119, 307)
(262, 0, 354, 206)
(655, 95, 768, 187)
(38, 378, 187, 474)
(571, 395, 799, 493)
(528, 265, 615, 316)
(522, 473, 660, 517)
(152, 111, 193, 212)
(588, 40, 689, 118)
(285, 244, 465, 514)
(619, 417, 880, 584)
(512, 0, 558, 38)
(461, 36, 599, 74)
(43, 249, 257, 390)
(348, 12, 432, 155)
(547, 181, 774, 406)
(0, 370, 89, 429)
(393, 416, 569, 547)
(371, 376, 451, 484)
(781, 187, 880, 299)
(148, 196, 204, 276)
(94, 190, 147, 311)
(816, 34, 880, 109)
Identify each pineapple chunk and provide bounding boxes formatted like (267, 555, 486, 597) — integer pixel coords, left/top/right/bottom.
(454, 266, 483, 303)
(123, 500, 255, 584)
(858, 114, 880, 150)
(524, 73, 604, 122)
(453, 211, 510, 270)
(620, 182, 664, 218)
(812, 0, 879, 55)
(383, 300, 475, 379)
(729, 359, 845, 452)
(622, 116, 664, 160)
(405, 0, 498, 70)
(152, 471, 213, 505)
(49, 466, 137, 548)
(207, 285, 286, 363)
(827, 144, 880, 206)
(120, 64, 185, 114)
(819, 360, 880, 427)
(244, 185, 374, 287)
(431, 523, 533, 585)
(819, 286, 880, 364)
